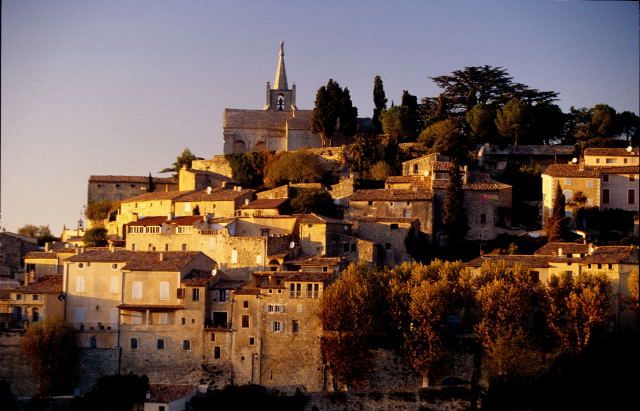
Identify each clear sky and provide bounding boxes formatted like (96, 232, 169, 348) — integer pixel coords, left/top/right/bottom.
(1, 0, 638, 235)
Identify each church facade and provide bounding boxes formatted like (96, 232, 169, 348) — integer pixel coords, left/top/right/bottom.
(222, 42, 322, 154)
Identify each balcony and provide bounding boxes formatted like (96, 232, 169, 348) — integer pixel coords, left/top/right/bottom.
(204, 320, 232, 331)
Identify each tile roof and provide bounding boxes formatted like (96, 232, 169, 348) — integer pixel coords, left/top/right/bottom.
(174, 188, 253, 202)
(431, 173, 511, 191)
(89, 175, 176, 184)
(240, 198, 288, 209)
(433, 161, 454, 171)
(234, 288, 261, 295)
(182, 270, 215, 286)
(67, 250, 208, 271)
(25, 252, 57, 260)
(118, 304, 184, 310)
(543, 164, 639, 178)
(146, 384, 195, 404)
(16, 275, 62, 294)
(584, 147, 639, 157)
(127, 216, 169, 227)
(483, 144, 576, 156)
(295, 213, 348, 225)
(534, 242, 590, 256)
(286, 256, 343, 266)
(122, 191, 186, 203)
(351, 189, 433, 201)
(286, 272, 334, 282)
(582, 246, 638, 264)
(355, 217, 419, 224)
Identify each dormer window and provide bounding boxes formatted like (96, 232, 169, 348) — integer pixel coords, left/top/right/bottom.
(277, 94, 285, 111)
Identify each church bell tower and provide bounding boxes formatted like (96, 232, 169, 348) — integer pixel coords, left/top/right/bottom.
(264, 41, 297, 111)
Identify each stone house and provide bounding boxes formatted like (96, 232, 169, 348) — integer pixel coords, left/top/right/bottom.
(477, 144, 576, 174)
(542, 147, 639, 221)
(236, 198, 290, 217)
(144, 384, 196, 411)
(23, 242, 77, 279)
(0, 232, 39, 278)
(88, 175, 176, 204)
(353, 218, 420, 265)
(2, 275, 63, 328)
(466, 242, 639, 328)
(297, 214, 352, 257)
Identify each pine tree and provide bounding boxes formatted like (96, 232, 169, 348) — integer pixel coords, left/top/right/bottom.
(310, 79, 357, 147)
(372, 75, 387, 135)
(442, 163, 468, 245)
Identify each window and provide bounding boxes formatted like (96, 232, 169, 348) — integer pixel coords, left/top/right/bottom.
(130, 338, 138, 349)
(596, 158, 600, 164)
(157, 339, 165, 349)
(90, 336, 97, 348)
(350, 243, 356, 252)
(272, 321, 282, 333)
(292, 320, 300, 333)
(242, 315, 250, 328)
(249, 337, 255, 345)
(598, 264, 602, 269)
(563, 190, 573, 202)
(385, 243, 391, 250)
(289, 283, 301, 298)
(390, 224, 398, 229)
(210, 333, 216, 342)
(192, 288, 200, 301)
(159, 406, 165, 411)
(16, 294, 23, 301)
(176, 288, 185, 299)
(413, 164, 419, 174)
(603, 175, 609, 183)
(132, 281, 143, 299)
(243, 301, 249, 309)
(565, 178, 572, 186)
(216, 290, 228, 302)
(214, 346, 221, 359)
(32, 294, 40, 301)
(158, 313, 168, 325)
(629, 189, 636, 205)
(367, 200, 373, 206)
(231, 248, 238, 264)
(608, 264, 613, 270)
(480, 213, 487, 224)
(131, 244, 136, 251)
(109, 276, 119, 293)
(606, 158, 617, 164)
(630, 175, 635, 182)
(164, 244, 170, 251)
(343, 243, 349, 252)
(32, 308, 40, 322)
(586, 180, 593, 189)
(159, 282, 169, 300)
(183, 340, 191, 351)
(181, 243, 187, 251)
(75, 276, 85, 293)
(603, 189, 610, 204)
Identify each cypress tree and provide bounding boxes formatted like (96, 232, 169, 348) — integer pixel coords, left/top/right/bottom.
(372, 75, 387, 135)
(147, 173, 156, 193)
(442, 163, 468, 245)
(545, 181, 566, 241)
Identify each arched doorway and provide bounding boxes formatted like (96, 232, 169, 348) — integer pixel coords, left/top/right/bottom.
(233, 140, 246, 153)
(254, 141, 267, 152)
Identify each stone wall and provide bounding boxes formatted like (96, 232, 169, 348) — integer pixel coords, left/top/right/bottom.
(256, 185, 290, 199)
(191, 156, 234, 179)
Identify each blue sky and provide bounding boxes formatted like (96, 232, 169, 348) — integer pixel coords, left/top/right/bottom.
(1, 0, 638, 234)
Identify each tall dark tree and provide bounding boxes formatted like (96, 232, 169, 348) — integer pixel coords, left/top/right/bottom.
(545, 181, 566, 241)
(310, 79, 358, 147)
(147, 173, 156, 193)
(442, 163, 468, 245)
(531, 103, 566, 144)
(372, 75, 388, 134)
(419, 118, 469, 163)
(401, 90, 419, 140)
(495, 98, 533, 145)
(466, 103, 498, 144)
(590, 104, 617, 137)
(616, 111, 639, 143)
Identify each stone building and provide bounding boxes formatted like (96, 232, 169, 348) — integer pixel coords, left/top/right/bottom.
(477, 144, 576, 175)
(542, 147, 639, 221)
(223, 42, 321, 154)
(1, 275, 64, 329)
(0, 232, 39, 278)
(87, 175, 177, 204)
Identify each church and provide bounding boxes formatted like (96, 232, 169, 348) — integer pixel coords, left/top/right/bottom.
(222, 42, 322, 154)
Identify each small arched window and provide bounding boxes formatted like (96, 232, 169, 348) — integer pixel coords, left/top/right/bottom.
(277, 94, 285, 111)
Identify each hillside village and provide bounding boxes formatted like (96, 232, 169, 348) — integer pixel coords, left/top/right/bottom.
(1, 43, 639, 411)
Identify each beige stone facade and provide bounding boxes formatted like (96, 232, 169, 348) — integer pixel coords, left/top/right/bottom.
(88, 175, 176, 204)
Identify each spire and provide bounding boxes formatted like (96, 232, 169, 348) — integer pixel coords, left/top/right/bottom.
(273, 41, 288, 90)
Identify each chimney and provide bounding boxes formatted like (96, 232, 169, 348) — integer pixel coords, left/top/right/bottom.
(557, 247, 563, 257)
(588, 243, 594, 255)
(579, 159, 585, 171)
(167, 212, 174, 221)
(244, 198, 250, 206)
(159, 253, 164, 262)
(463, 165, 469, 185)
(44, 242, 50, 252)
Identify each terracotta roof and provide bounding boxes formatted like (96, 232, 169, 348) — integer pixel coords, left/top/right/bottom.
(386, 176, 418, 183)
(355, 217, 419, 224)
(127, 216, 168, 227)
(16, 275, 62, 294)
(543, 164, 638, 178)
(466, 255, 551, 269)
(0, 289, 11, 299)
(433, 161, 454, 171)
(210, 275, 245, 290)
(295, 213, 348, 225)
(25, 252, 57, 260)
(432, 173, 511, 191)
(240, 198, 288, 210)
(286, 272, 333, 282)
(182, 270, 215, 286)
(89, 175, 176, 184)
(584, 147, 639, 157)
(351, 189, 433, 201)
(234, 288, 261, 295)
(286, 256, 343, 266)
(534, 242, 590, 256)
(147, 384, 195, 404)
(253, 270, 334, 283)
(122, 191, 186, 203)
(582, 246, 638, 264)
(67, 250, 208, 271)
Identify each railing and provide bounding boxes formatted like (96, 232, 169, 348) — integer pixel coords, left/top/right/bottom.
(289, 291, 301, 299)
(205, 321, 233, 330)
(73, 322, 116, 332)
(199, 229, 222, 235)
(305, 291, 319, 299)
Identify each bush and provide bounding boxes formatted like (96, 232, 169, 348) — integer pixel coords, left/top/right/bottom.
(190, 385, 308, 411)
(83, 227, 108, 247)
(290, 189, 339, 218)
(264, 151, 326, 188)
(74, 374, 149, 411)
(225, 151, 274, 188)
(85, 201, 118, 222)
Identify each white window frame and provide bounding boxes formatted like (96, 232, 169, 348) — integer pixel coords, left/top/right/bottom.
(75, 276, 85, 293)
(158, 312, 169, 325)
(159, 282, 169, 300)
(132, 281, 143, 299)
(109, 276, 119, 294)
(272, 321, 282, 333)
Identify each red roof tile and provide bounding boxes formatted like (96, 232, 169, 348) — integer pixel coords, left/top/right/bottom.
(146, 384, 195, 404)
(25, 252, 57, 260)
(543, 164, 638, 178)
(89, 175, 176, 184)
(240, 198, 288, 209)
(351, 189, 433, 201)
(534, 242, 590, 256)
(584, 147, 639, 157)
(16, 275, 62, 294)
(67, 250, 209, 271)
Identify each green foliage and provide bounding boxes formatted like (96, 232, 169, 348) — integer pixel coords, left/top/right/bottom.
(321, 334, 371, 390)
(0, 378, 16, 411)
(530, 103, 565, 144)
(264, 151, 326, 188)
(83, 227, 108, 247)
(419, 118, 469, 163)
(617, 110, 640, 143)
(147, 173, 156, 193)
(310, 79, 358, 147)
(380, 106, 405, 139)
(290, 188, 339, 218)
(369, 160, 393, 181)
(189, 385, 308, 411)
(495, 98, 534, 145)
(400, 90, 419, 141)
(160, 148, 202, 175)
(17, 224, 52, 239)
(74, 374, 149, 411)
(574, 207, 635, 240)
(494, 164, 542, 227)
(85, 200, 118, 222)
(372, 75, 387, 135)
(442, 164, 468, 245)
(225, 151, 274, 188)
(466, 104, 498, 144)
(21, 319, 78, 395)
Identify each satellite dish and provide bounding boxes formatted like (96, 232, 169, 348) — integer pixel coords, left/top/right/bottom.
(206, 186, 212, 194)
(627, 145, 633, 153)
(289, 241, 295, 249)
(571, 158, 578, 164)
(211, 268, 218, 277)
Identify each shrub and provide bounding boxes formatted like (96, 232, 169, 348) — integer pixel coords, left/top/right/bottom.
(264, 151, 326, 187)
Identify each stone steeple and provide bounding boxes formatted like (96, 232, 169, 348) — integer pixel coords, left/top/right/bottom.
(273, 41, 288, 90)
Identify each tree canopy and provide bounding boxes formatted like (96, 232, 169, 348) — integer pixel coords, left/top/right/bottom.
(83, 227, 108, 247)
(310, 79, 358, 147)
(290, 188, 339, 218)
(160, 148, 202, 175)
(264, 151, 326, 188)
